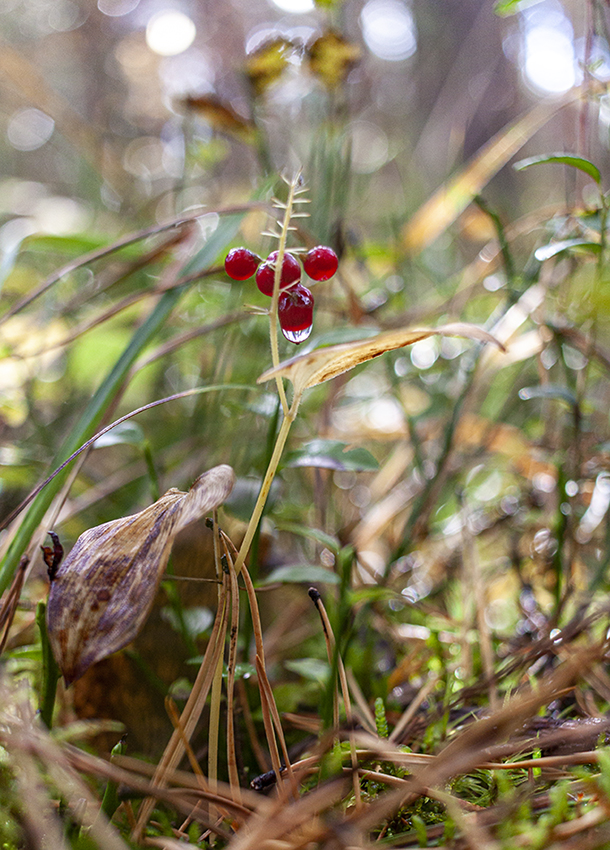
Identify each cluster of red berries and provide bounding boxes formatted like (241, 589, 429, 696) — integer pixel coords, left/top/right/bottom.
(224, 245, 338, 343)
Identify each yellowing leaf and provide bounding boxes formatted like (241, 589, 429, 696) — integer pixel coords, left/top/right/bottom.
(46, 465, 235, 684)
(257, 323, 504, 395)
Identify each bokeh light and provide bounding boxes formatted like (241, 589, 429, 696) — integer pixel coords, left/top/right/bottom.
(360, 0, 417, 62)
(98, 0, 140, 17)
(7, 108, 54, 152)
(521, 1, 577, 94)
(146, 10, 196, 57)
(269, 0, 314, 13)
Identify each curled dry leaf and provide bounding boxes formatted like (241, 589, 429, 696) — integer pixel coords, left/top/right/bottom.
(257, 323, 505, 395)
(46, 465, 235, 685)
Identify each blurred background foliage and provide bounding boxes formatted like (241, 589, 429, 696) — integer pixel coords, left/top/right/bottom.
(1, 0, 610, 778)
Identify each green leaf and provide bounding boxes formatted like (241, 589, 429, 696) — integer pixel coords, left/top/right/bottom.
(349, 586, 397, 605)
(23, 233, 127, 256)
(514, 153, 601, 184)
(494, 0, 540, 16)
(224, 476, 281, 522)
(275, 522, 340, 553)
(160, 606, 213, 639)
(259, 564, 340, 585)
(285, 658, 330, 684)
(286, 439, 378, 472)
(534, 239, 600, 262)
(222, 662, 256, 680)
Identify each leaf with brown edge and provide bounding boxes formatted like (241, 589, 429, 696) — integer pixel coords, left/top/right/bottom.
(257, 323, 505, 395)
(46, 465, 235, 685)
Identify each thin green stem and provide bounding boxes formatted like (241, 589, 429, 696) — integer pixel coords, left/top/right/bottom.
(100, 736, 127, 822)
(233, 391, 302, 576)
(36, 601, 60, 730)
(268, 173, 304, 417)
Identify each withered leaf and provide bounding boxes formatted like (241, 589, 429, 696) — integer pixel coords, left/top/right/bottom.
(41, 531, 63, 582)
(180, 95, 257, 145)
(307, 31, 361, 89)
(257, 323, 505, 395)
(246, 37, 294, 98)
(46, 465, 235, 685)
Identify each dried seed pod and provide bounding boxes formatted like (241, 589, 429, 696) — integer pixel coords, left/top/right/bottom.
(46, 464, 235, 685)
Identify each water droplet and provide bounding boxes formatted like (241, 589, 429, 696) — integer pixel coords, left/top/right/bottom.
(282, 324, 312, 344)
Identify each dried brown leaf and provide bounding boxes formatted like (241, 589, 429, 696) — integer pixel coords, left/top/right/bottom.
(257, 323, 505, 394)
(47, 465, 235, 685)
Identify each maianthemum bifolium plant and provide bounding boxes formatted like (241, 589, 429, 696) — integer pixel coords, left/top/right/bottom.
(3, 86, 610, 848)
(0, 18, 610, 836)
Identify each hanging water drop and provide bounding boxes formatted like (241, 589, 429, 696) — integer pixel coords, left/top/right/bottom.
(281, 324, 313, 344)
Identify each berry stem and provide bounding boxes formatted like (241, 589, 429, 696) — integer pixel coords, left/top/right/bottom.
(232, 389, 303, 576)
(269, 171, 303, 417)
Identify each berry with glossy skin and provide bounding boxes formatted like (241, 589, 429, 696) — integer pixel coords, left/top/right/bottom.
(278, 282, 314, 344)
(256, 250, 301, 296)
(225, 247, 261, 281)
(303, 245, 338, 281)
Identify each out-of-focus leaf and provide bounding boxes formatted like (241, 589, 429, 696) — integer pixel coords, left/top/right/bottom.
(160, 605, 213, 639)
(514, 153, 601, 184)
(259, 564, 339, 585)
(349, 586, 397, 605)
(286, 439, 378, 472)
(494, 0, 539, 16)
(222, 662, 256, 680)
(402, 94, 578, 254)
(23, 233, 122, 256)
(92, 421, 145, 449)
(519, 384, 578, 407)
(276, 523, 340, 553)
(258, 323, 504, 395)
(307, 31, 361, 89)
(180, 95, 257, 145)
(534, 239, 600, 262)
(246, 37, 293, 97)
(285, 658, 330, 684)
(224, 476, 280, 522)
(46, 464, 235, 684)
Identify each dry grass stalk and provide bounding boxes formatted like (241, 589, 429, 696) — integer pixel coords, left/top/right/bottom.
(238, 554, 297, 795)
(225, 535, 242, 800)
(308, 587, 362, 808)
(133, 572, 230, 838)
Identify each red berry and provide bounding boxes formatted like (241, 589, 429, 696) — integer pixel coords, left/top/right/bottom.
(278, 283, 314, 344)
(256, 250, 301, 296)
(303, 245, 338, 281)
(225, 247, 261, 281)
